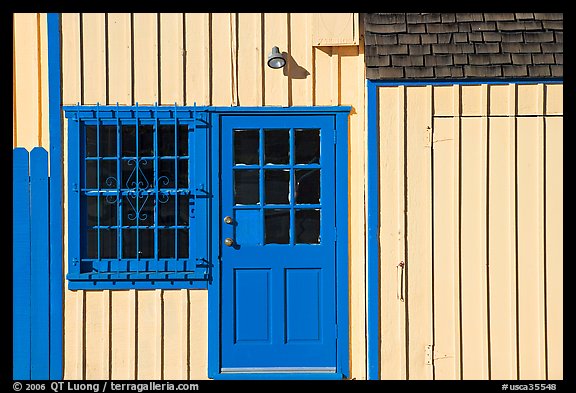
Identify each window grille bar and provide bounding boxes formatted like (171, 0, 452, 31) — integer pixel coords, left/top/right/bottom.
(259, 128, 265, 245)
(289, 127, 295, 246)
(154, 104, 159, 266)
(135, 102, 140, 264)
(174, 104, 179, 260)
(96, 103, 101, 261)
(116, 103, 122, 267)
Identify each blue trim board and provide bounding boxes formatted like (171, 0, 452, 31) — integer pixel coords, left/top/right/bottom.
(367, 78, 563, 87)
(366, 81, 380, 380)
(47, 12, 63, 380)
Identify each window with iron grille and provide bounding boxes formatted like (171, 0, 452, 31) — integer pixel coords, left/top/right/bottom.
(65, 105, 211, 289)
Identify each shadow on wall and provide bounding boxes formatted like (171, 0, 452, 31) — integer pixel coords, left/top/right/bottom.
(283, 52, 310, 79)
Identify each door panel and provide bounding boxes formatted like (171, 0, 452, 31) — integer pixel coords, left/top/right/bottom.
(220, 115, 337, 372)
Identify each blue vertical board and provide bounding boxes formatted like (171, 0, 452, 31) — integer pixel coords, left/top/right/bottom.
(30, 148, 50, 379)
(13, 148, 32, 380)
(366, 80, 380, 380)
(47, 12, 63, 379)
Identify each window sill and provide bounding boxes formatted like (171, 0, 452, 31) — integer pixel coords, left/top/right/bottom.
(66, 273, 209, 290)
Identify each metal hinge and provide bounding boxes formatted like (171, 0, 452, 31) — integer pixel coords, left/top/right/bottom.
(333, 129, 337, 144)
(334, 227, 337, 243)
(335, 324, 338, 340)
(425, 344, 434, 365)
(424, 126, 432, 148)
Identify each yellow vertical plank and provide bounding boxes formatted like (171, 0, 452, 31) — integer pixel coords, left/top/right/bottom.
(163, 290, 184, 379)
(62, 13, 82, 106)
(516, 117, 545, 379)
(85, 291, 106, 379)
(405, 86, 433, 380)
(111, 291, 136, 379)
(461, 85, 483, 117)
(237, 13, 263, 106)
(545, 84, 563, 115)
(340, 45, 365, 380)
(460, 117, 487, 379)
(432, 116, 457, 379)
(61, 12, 82, 379)
(159, 13, 184, 105)
(489, 84, 510, 116)
(211, 13, 233, 106)
(451, 85, 462, 380)
(181, 290, 190, 379)
(432, 85, 454, 117)
(517, 84, 542, 116)
(545, 116, 563, 379)
(82, 13, 107, 105)
(378, 86, 405, 380)
(80, 13, 109, 381)
(39, 13, 50, 149)
(13, 13, 40, 150)
(189, 291, 208, 380)
(137, 290, 162, 379)
(107, 13, 132, 105)
(185, 13, 211, 106)
(289, 13, 313, 106)
(314, 47, 332, 105)
(133, 13, 159, 104)
(488, 117, 517, 379)
(263, 13, 289, 106)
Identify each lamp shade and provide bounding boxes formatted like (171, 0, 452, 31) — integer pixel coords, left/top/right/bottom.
(267, 46, 286, 69)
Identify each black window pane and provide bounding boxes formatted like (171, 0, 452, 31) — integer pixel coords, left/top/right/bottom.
(265, 170, 290, 204)
(178, 125, 189, 156)
(265, 209, 290, 244)
(159, 125, 175, 156)
(100, 229, 118, 259)
(100, 160, 117, 189)
(100, 126, 117, 157)
(100, 197, 117, 226)
(139, 125, 154, 157)
(86, 126, 97, 157)
(159, 160, 175, 188)
(87, 229, 98, 258)
(178, 229, 189, 258)
(234, 130, 259, 165)
(139, 229, 154, 258)
(139, 196, 154, 227)
(158, 196, 175, 226)
(178, 196, 189, 226)
(121, 125, 136, 157)
(264, 129, 289, 164)
(122, 229, 137, 258)
(296, 209, 320, 244)
(86, 196, 98, 227)
(139, 159, 154, 189)
(159, 229, 175, 258)
(234, 170, 259, 205)
(86, 161, 97, 189)
(178, 160, 188, 188)
(295, 169, 320, 204)
(295, 129, 320, 164)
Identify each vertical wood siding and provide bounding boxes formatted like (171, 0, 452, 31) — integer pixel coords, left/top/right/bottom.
(60, 13, 366, 380)
(378, 83, 563, 380)
(13, 13, 49, 150)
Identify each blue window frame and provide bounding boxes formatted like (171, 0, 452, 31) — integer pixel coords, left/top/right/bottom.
(64, 104, 211, 289)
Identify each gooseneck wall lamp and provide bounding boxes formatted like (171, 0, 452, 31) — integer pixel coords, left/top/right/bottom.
(267, 46, 286, 69)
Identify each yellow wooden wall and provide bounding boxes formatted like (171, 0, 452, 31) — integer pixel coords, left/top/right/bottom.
(13, 13, 49, 151)
(60, 13, 367, 380)
(377, 83, 563, 380)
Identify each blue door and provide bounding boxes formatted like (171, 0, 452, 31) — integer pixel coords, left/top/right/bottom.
(220, 114, 337, 374)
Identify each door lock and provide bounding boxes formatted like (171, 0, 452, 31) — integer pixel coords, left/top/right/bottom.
(224, 216, 233, 224)
(224, 238, 234, 247)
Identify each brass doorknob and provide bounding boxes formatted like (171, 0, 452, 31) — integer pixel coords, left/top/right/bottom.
(224, 238, 234, 247)
(224, 216, 233, 224)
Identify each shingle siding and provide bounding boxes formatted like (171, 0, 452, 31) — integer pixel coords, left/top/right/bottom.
(364, 12, 562, 79)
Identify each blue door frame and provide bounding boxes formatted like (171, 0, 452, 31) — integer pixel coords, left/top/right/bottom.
(208, 107, 350, 380)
